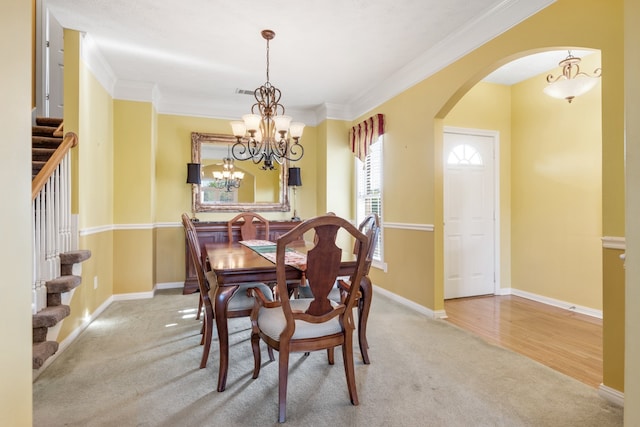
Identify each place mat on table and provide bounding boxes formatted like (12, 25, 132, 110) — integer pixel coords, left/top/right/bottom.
(239, 240, 306, 270)
(239, 240, 278, 253)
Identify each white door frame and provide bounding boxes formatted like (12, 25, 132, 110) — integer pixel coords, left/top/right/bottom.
(443, 126, 501, 297)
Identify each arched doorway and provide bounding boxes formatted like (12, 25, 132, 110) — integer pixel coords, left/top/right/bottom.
(440, 49, 604, 387)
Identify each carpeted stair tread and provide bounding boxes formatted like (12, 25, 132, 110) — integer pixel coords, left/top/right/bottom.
(61, 250, 92, 275)
(36, 117, 63, 127)
(32, 125, 60, 137)
(60, 250, 92, 265)
(33, 162, 46, 177)
(33, 341, 59, 369)
(32, 136, 63, 148)
(33, 305, 71, 328)
(32, 147, 57, 161)
(46, 275, 82, 294)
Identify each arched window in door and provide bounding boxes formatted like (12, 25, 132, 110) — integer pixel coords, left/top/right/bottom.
(447, 144, 483, 166)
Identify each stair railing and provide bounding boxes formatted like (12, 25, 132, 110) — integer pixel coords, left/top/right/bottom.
(32, 132, 78, 314)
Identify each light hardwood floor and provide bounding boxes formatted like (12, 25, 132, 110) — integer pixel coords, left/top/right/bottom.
(443, 295, 602, 388)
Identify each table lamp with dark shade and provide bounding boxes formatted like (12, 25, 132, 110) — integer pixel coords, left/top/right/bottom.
(186, 163, 201, 185)
(288, 167, 302, 221)
(186, 163, 201, 221)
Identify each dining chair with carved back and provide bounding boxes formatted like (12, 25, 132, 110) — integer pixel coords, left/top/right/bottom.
(227, 212, 270, 242)
(181, 213, 274, 370)
(298, 213, 380, 364)
(341, 213, 380, 364)
(248, 214, 371, 423)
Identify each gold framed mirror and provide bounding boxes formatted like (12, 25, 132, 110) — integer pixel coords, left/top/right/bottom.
(191, 132, 290, 212)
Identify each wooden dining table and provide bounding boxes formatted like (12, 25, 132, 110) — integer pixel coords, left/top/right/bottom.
(205, 240, 368, 392)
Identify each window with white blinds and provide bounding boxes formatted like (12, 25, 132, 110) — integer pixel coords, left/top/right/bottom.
(356, 136, 383, 261)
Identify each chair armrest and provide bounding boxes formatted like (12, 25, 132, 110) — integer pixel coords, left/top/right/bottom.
(337, 279, 361, 299)
(248, 287, 281, 309)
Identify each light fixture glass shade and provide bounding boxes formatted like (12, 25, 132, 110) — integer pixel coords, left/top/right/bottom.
(242, 114, 262, 131)
(543, 76, 600, 102)
(273, 115, 292, 133)
(289, 122, 305, 138)
(230, 121, 246, 137)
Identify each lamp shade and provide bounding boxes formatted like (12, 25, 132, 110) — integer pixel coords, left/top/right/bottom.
(186, 163, 201, 184)
(543, 76, 600, 102)
(287, 167, 302, 187)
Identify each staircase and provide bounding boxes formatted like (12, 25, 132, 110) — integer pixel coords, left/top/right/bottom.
(32, 117, 64, 178)
(31, 117, 91, 369)
(32, 250, 91, 369)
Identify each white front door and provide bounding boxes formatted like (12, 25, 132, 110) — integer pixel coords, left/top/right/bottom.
(443, 128, 497, 299)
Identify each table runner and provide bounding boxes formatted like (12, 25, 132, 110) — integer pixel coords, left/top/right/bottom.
(239, 240, 307, 270)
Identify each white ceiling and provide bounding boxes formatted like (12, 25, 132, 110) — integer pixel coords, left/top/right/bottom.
(45, 0, 559, 124)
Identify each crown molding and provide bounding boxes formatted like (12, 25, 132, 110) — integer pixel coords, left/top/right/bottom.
(80, 32, 116, 96)
(87, 0, 555, 126)
(348, 0, 556, 119)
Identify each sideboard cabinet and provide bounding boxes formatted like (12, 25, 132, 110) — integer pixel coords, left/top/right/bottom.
(183, 220, 301, 294)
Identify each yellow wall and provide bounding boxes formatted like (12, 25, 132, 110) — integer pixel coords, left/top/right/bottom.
(111, 100, 156, 292)
(444, 82, 512, 290)
(355, 0, 624, 388)
(511, 52, 602, 309)
(1, 0, 33, 423)
(78, 61, 115, 229)
(325, 119, 354, 217)
(27, 0, 630, 405)
(114, 100, 154, 223)
(625, 0, 640, 420)
(152, 113, 318, 285)
(55, 32, 117, 343)
(443, 57, 603, 311)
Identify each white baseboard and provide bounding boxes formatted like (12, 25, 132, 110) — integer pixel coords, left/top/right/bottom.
(156, 281, 184, 290)
(112, 290, 155, 301)
(598, 383, 624, 407)
(373, 284, 445, 319)
(499, 287, 602, 319)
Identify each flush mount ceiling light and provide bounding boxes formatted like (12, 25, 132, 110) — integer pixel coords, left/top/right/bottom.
(544, 51, 602, 103)
(230, 29, 305, 171)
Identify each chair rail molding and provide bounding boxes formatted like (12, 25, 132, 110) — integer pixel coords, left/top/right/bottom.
(383, 222, 435, 232)
(602, 236, 625, 250)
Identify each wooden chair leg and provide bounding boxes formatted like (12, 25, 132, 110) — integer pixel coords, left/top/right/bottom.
(278, 348, 290, 423)
(200, 305, 214, 369)
(327, 347, 335, 365)
(342, 332, 359, 406)
(196, 293, 203, 320)
(268, 345, 275, 361)
(251, 332, 262, 379)
(358, 279, 373, 364)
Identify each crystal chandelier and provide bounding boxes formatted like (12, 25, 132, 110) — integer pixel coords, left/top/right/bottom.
(544, 51, 602, 103)
(230, 29, 305, 170)
(211, 148, 244, 192)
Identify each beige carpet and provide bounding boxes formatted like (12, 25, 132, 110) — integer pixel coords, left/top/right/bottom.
(33, 289, 623, 426)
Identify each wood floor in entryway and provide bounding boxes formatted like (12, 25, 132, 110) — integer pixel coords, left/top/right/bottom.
(443, 295, 602, 388)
